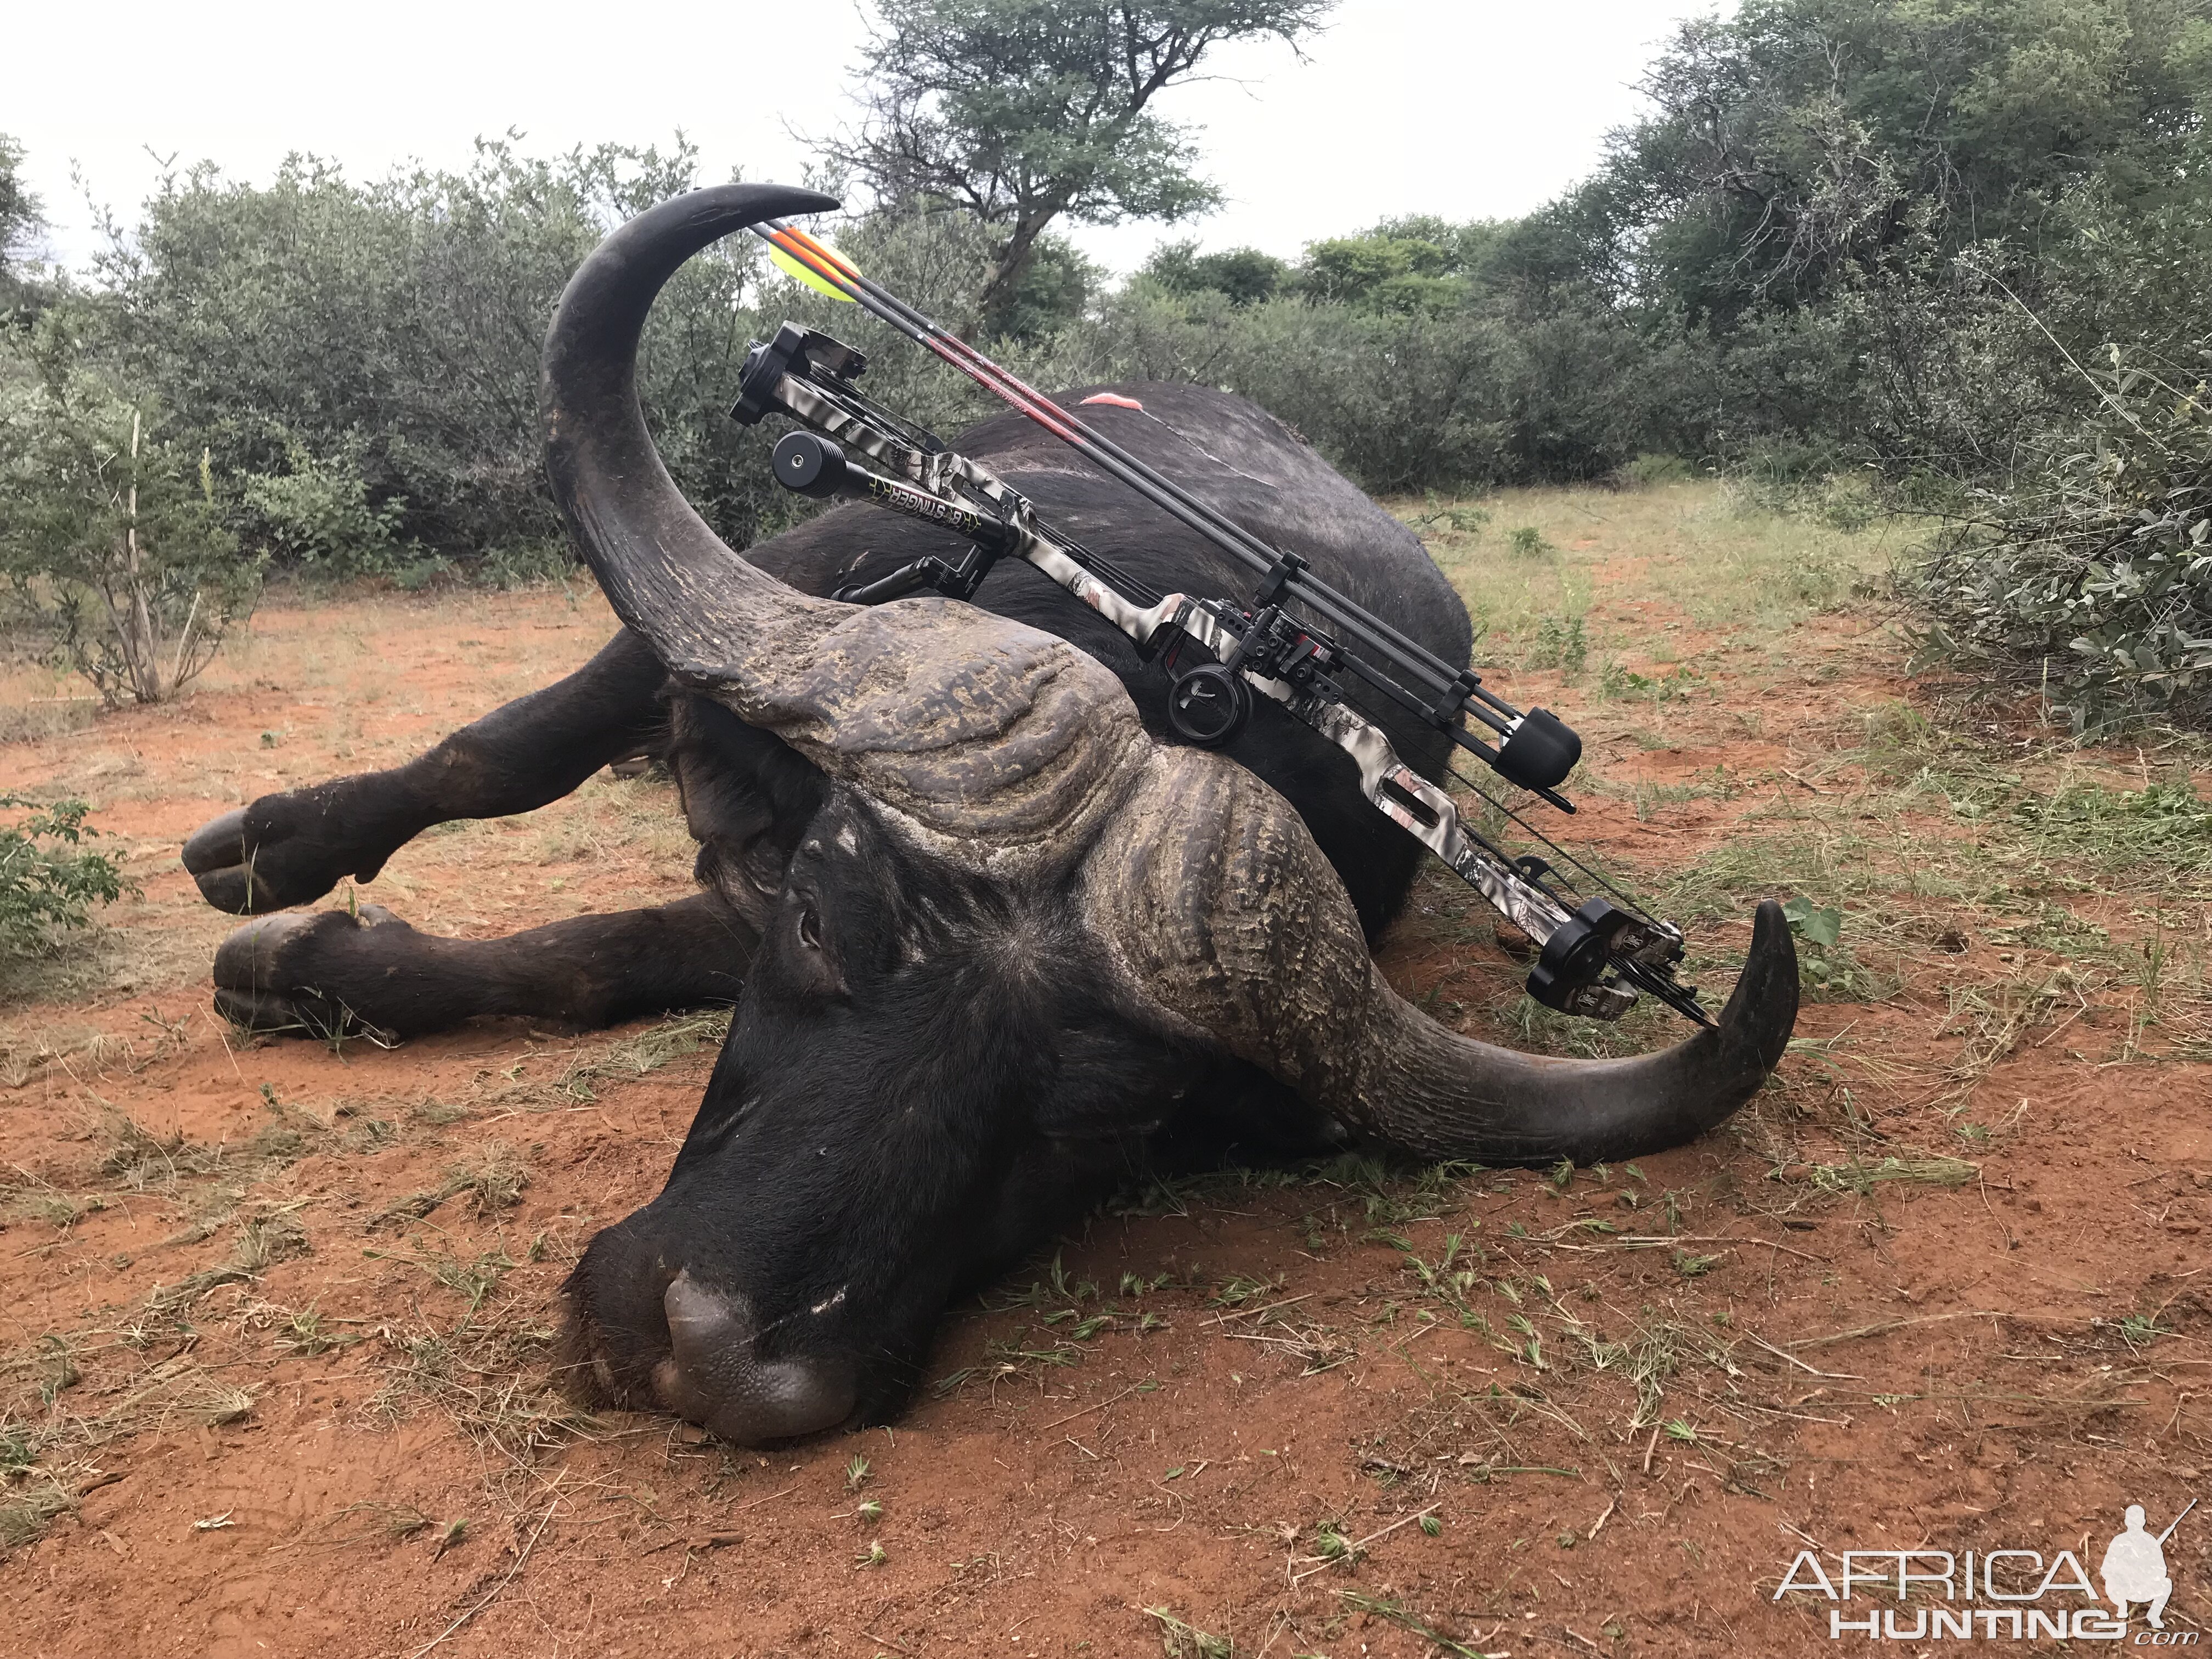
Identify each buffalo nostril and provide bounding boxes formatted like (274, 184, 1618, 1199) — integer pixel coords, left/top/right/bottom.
(652, 1271, 857, 1443)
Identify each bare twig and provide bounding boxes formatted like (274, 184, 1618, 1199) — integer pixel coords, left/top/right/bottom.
(1613, 1233, 1828, 1264)
(1787, 1310, 2019, 1350)
(640, 1530, 746, 1557)
(1037, 1381, 1149, 1432)
(1291, 1503, 1442, 1582)
(1741, 1330, 1862, 1379)
(1587, 1496, 1618, 1541)
(1200, 1293, 1316, 1328)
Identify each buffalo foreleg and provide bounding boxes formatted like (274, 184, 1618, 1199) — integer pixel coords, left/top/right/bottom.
(184, 627, 668, 914)
(211, 893, 753, 1040)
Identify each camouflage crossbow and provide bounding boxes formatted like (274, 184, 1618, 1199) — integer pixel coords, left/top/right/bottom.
(731, 220, 1714, 1028)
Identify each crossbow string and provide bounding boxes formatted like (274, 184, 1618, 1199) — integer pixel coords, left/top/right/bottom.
(729, 219, 1716, 1028)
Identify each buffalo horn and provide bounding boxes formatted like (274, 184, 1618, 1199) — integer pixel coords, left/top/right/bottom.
(1085, 749, 1798, 1163)
(541, 185, 1149, 875)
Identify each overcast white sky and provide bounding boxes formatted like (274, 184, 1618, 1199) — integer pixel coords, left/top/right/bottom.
(9, 0, 1719, 275)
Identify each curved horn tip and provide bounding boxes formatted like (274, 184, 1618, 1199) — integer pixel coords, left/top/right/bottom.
(538, 179, 848, 673)
(1717, 897, 1801, 1076)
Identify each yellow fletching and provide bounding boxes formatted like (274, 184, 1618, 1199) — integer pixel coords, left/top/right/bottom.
(769, 240, 856, 301)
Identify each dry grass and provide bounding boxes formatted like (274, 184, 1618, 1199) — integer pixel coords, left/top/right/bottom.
(375, 1141, 532, 1227)
(1401, 479, 1894, 676)
(472, 1009, 733, 1115)
(2, 486, 2207, 1652)
(146, 1210, 313, 1313)
(1, 1353, 263, 1547)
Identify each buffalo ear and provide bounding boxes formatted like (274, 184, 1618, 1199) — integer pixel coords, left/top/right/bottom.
(775, 887, 850, 1001)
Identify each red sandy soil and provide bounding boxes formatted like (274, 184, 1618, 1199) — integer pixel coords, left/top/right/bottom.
(3, 540, 2207, 1659)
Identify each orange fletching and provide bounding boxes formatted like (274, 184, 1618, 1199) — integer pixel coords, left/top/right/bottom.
(777, 227, 860, 279)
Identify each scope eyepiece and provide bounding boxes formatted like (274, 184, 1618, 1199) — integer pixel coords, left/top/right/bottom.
(1494, 707, 1582, 792)
(772, 431, 850, 499)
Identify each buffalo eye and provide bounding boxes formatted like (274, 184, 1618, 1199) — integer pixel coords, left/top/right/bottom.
(797, 904, 823, 951)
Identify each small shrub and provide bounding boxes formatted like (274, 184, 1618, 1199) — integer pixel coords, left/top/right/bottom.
(239, 439, 410, 578)
(0, 361, 261, 705)
(1809, 474, 1880, 533)
(478, 540, 578, 589)
(1769, 541, 1854, 610)
(1598, 661, 1702, 703)
(1528, 613, 1589, 675)
(1508, 525, 1552, 557)
(1914, 343, 2212, 731)
(1623, 453, 1692, 486)
(1781, 894, 1868, 998)
(0, 797, 130, 965)
(1415, 494, 1490, 534)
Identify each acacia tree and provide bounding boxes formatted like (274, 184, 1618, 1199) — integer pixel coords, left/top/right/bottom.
(1609, 0, 2211, 321)
(825, 0, 1333, 335)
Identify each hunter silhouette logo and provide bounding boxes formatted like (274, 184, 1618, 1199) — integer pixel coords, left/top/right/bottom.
(1774, 1498, 2200, 1641)
(2104, 1500, 2193, 1630)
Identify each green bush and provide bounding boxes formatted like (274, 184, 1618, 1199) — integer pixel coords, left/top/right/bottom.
(1914, 343, 2212, 731)
(0, 342, 260, 704)
(1048, 283, 1659, 492)
(1528, 613, 1589, 675)
(238, 440, 410, 577)
(1139, 241, 1289, 306)
(0, 797, 130, 965)
(83, 149, 1111, 578)
(98, 142, 783, 571)
(1, 0, 2197, 627)
(1622, 454, 1693, 487)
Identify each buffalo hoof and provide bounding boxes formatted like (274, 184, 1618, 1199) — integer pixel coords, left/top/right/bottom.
(183, 809, 268, 912)
(213, 905, 408, 1043)
(183, 800, 388, 915)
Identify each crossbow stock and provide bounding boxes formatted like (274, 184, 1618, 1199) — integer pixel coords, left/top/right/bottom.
(730, 220, 1716, 1029)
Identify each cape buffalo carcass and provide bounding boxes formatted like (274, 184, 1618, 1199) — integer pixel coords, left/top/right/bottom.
(182, 184, 1798, 1444)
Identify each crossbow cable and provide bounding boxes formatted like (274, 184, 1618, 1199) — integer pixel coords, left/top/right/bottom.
(732, 227, 1724, 1029)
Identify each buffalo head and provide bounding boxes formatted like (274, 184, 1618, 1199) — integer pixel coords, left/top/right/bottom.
(545, 185, 1799, 1442)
